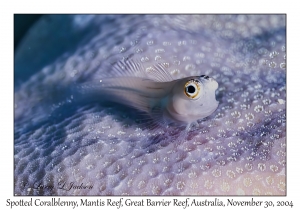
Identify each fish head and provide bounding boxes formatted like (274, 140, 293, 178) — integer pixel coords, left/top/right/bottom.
(166, 75, 219, 123)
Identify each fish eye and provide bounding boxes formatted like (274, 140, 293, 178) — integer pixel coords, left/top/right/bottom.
(184, 79, 201, 99)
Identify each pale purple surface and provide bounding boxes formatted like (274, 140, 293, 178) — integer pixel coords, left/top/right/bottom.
(14, 15, 286, 195)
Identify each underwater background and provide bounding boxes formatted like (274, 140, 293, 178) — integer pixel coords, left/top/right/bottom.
(14, 15, 286, 195)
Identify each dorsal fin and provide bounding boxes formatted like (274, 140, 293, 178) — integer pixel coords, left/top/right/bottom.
(103, 59, 174, 82)
(145, 63, 174, 82)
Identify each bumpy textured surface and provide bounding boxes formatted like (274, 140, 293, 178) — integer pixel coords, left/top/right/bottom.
(14, 15, 286, 195)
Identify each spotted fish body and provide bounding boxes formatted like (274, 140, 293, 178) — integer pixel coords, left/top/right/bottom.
(14, 15, 286, 195)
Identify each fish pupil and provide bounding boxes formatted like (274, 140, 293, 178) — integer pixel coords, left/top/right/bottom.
(187, 85, 196, 93)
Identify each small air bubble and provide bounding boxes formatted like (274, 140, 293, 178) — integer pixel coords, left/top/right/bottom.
(204, 180, 213, 189)
(86, 164, 94, 170)
(185, 64, 195, 71)
(130, 40, 138, 46)
(254, 105, 264, 113)
(163, 41, 171, 46)
(231, 111, 241, 118)
(254, 93, 263, 100)
(119, 47, 126, 53)
(155, 49, 165, 54)
(271, 41, 276, 47)
(196, 53, 205, 58)
(135, 48, 143, 53)
(245, 163, 253, 171)
(241, 91, 249, 97)
(258, 48, 268, 55)
(245, 113, 254, 120)
(141, 57, 149, 62)
(162, 63, 170, 68)
(147, 40, 154, 46)
(262, 99, 271, 105)
(212, 169, 222, 177)
(269, 61, 277, 68)
(173, 60, 181, 65)
(247, 122, 254, 127)
(190, 39, 197, 44)
(278, 99, 285, 104)
(269, 51, 279, 59)
(280, 63, 286, 69)
(270, 165, 278, 172)
(243, 178, 252, 187)
(117, 130, 126, 135)
(183, 56, 191, 61)
(238, 126, 245, 131)
(264, 110, 272, 116)
(155, 55, 161, 61)
(260, 59, 268, 65)
(176, 181, 185, 190)
(226, 170, 236, 179)
(178, 40, 187, 46)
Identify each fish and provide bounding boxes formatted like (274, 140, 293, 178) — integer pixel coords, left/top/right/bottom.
(75, 59, 219, 132)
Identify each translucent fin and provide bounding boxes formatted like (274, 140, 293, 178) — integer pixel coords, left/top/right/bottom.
(176, 123, 192, 142)
(108, 59, 146, 77)
(145, 63, 174, 82)
(103, 59, 174, 82)
(75, 77, 175, 114)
